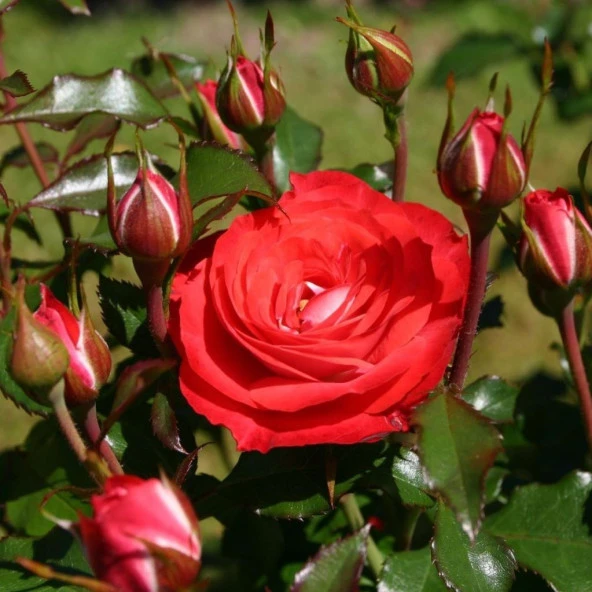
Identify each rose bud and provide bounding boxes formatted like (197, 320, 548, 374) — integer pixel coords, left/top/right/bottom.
(10, 281, 69, 401)
(216, 10, 286, 145)
(78, 475, 201, 592)
(337, 1, 413, 105)
(195, 79, 248, 151)
(518, 188, 592, 292)
(438, 106, 527, 212)
(33, 284, 111, 407)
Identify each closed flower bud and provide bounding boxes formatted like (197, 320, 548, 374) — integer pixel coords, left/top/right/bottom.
(109, 159, 190, 263)
(10, 282, 69, 401)
(33, 284, 111, 406)
(338, 3, 413, 105)
(438, 108, 526, 212)
(519, 188, 592, 291)
(78, 475, 201, 592)
(195, 79, 248, 150)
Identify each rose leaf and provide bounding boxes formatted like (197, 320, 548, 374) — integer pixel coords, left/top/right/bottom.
(390, 447, 434, 508)
(412, 392, 503, 540)
(0, 142, 59, 175)
(484, 471, 592, 591)
(290, 525, 369, 592)
(345, 162, 393, 193)
(63, 113, 120, 163)
(151, 392, 187, 454)
(0, 70, 34, 97)
(433, 502, 516, 592)
(377, 547, 448, 592)
(462, 376, 519, 423)
(57, 0, 90, 15)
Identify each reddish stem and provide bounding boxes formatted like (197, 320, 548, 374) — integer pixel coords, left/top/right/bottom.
(391, 116, 408, 203)
(448, 210, 497, 391)
(557, 300, 592, 454)
(81, 403, 124, 475)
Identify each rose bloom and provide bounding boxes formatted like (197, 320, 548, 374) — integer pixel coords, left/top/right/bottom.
(170, 171, 470, 452)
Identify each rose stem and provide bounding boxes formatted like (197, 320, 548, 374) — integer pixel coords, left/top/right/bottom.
(448, 210, 498, 392)
(0, 31, 72, 239)
(383, 98, 407, 202)
(556, 299, 592, 453)
(340, 493, 384, 579)
(80, 402, 124, 475)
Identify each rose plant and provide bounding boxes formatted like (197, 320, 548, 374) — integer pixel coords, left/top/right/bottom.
(1, 2, 592, 592)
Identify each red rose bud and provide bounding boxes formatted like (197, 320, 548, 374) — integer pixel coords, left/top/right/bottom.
(438, 107, 526, 211)
(33, 284, 111, 406)
(10, 282, 69, 401)
(337, 2, 413, 105)
(109, 159, 191, 263)
(518, 188, 592, 291)
(195, 79, 248, 150)
(78, 475, 201, 592)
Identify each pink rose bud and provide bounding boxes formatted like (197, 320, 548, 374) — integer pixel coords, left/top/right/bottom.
(109, 159, 191, 263)
(10, 281, 69, 402)
(438, 108, 526, 211)
(78, 475, 201, 592)
(338, 2, 413, 105)
(33, 284, 111, 406)
(195, 79, 248, 151)
(519, 188, 592, 291)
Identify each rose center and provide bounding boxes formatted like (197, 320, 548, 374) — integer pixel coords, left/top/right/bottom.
(297, 283, 352, 331)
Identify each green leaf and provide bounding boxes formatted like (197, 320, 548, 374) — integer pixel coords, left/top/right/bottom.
(28, 152, 138, 215)
(290, 525, 369, 592)
(346, 162, 393, 193)
(0, 308, 49, 417)
(485, 472, 592, 592)
(63, 113, 119, 163)
(0, 142, 59, 175)
(0, 70, 34, 97)
(1, 419, 93, 536)
(184, 142, 273, 205)
(428, 33, 524, 86)
(151, 392, 186, 454)
(391, 447, 434, 508)
(462, 376, 519, 423)
(433, 502, 516, 592)
(57, 0, 90, 15)
(378, 547, 448, 592)
(0, 69, 166, 131)
(0, 528, 90, 591)
(131, 52, 205, 99)
(273, 106, 323, 193)
(413, 392, 503, 539)
(0, 205, 42, 245)
(98, 276, 156, 355)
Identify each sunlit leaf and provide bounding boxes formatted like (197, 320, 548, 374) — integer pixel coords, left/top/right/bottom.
(462, 376, 519, 423)
(57, 0, 90, 15)
(345, 162, 393, 193)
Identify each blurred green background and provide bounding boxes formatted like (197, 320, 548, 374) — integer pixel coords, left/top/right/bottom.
(0, 0, 591, 451)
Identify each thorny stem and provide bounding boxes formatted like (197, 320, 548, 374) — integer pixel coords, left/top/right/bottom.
(341, 493, 384, 580)
(557, 300, 592, 454)
(80, 403, 124, 475)
(448, 210, 498, 391)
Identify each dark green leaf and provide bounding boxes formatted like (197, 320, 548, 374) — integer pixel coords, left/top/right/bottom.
(0, 206, 42, 245)
(485, 471, 592, 592)
(0, 308, 49, 417)
(484, 466, 509, 505)
(184, 142, 273, 205)
(28, 152, 138, 215)
(346, 162, 393, 193)
(0, 69, 166, 131)
(391, 447, 434, 508)
(131, 52, 205, 99)
(291, 525, 369, 592)
(63, 113, 119, 163)
(462, 376, 519, 423)
(433, 502, 516, 592)
(151, 392, 186, 454)
(0, 528, 90, 591)
(413, 392, 503, 539)
(378, 547, 448, 592)
(0, 142, 59, 175)
(98, 276, 156, 356)
(0, 71, 34, 97)
(57, 0, 90, 15)
(428, 33, 524, 86)
(1, 419, 93, 536)
(273, 106, 323, 193)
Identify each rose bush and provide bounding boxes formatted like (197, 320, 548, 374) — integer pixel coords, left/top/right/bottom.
(169, 171, 470, 452)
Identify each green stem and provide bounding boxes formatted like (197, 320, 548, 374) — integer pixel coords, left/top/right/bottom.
(556, 300, 592, 454)
(383, 101, 407, 202)
(340, 493, 384, 580)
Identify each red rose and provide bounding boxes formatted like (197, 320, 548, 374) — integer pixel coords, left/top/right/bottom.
(170, 171, 470, 452)
(78, 476, 201, 592)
